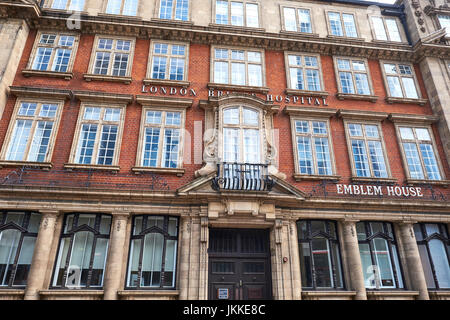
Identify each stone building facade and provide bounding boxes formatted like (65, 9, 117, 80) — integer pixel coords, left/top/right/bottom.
(0, 0, 448, 301)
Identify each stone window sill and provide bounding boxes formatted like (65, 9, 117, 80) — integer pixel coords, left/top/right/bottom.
(327, 35, 365, 42)
(0, 161, 52, 170)
(22, 69, 73, 80)
(302, 291, 356, 300)
(351, 177, 397, 184)
(293, 174, 340, 182)
(208, 23, 265, 33)
(39, 289, 103, 300)
(84, 74, 132, 84)
(151, 18, 194, 26)
(428, 290, 450, 300)
(366, 290, 419, 300)
(371, 39, 408, 46)
(406, 179, 450, 186)
(207, 83, 269, 94)
(336, 93, 378, 103)
(64, 163, 120, 173)
(143, 79, 190, 87)
(132, 167, 185, 177)
(97, 12, 142, 20)
(279, 30, 319, 38)
(385, 97, 428, 106)
(285, 89, 329, 98)
(118, 290, 179, 297)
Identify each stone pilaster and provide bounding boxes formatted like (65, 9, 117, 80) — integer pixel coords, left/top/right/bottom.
(341, 220, 367, 300)
(103, 213, 130, 300)
(288, 220, 302, 300)
(24, 210, 59, 300)
(179, 216, 191, 300)
(397, 222, 429, 300)
(198, 217, 209, 300)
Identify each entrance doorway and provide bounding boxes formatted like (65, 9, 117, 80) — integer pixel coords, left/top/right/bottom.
(208, 228, 272, 300)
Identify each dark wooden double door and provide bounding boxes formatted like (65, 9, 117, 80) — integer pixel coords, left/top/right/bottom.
(208, 228, 272, 300)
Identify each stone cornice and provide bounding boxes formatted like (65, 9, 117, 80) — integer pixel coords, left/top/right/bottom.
(135, 96, 193, 108)
(72, 90, 133, 104)
(284, 106, 338, 118)
(200, 93, 279, 113)
(388, 113, 440, 124)
(2, 2, 449, 62)
(9, 86, 72, 100)
(337, 109, 389, 121)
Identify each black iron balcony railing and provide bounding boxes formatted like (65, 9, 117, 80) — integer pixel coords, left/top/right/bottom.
(212, 162, 274, 192)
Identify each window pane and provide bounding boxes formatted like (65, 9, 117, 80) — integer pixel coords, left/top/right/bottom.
(373, 238, 395, 288)
(27, 121, 54, 162)
(216, 0, 228, 25)
(401, 77, 418, 99)
(104, 108, 121, 122)
(68, 0, 85, 11)
(351, 139, 370, 177)
(368, 140, 388, 178)
(106, 0, 121, 14)
(96, 125, 118, 165)
(415, 128, 431, 141)
(418, 244, 436, 288)
(247, 51, 261, 63)
(76, 124, 98, 164)
(354, 73, 370, 95)
(299, 242, 313, 288)
(160, 0, 173, 19)
(52, 48, 72, 72)
(315, 137, 333, 175)
(365, 125, 379, 138)
(243, 108, 259, 126)
(83, 107, 101, 120)
(348, 123, 362, 137)
(165, 112, 181, 126)
(231, 62, 245, 85)
(284, 7, 297, 32)
(162, 129, 180, 168)
(328, 12, 343, 36)
(419, 144, 441, 180)
(152, 56, 167, 79)
(32, 48, 53, 71)
(248, 64, 262, 86)
(164, 239, 177, 287)
(429, 239, 450, 288)
(297, 136, 313, 175)
(0, 229, 21, 286)
(6, 120, 32, 161)
(312, 121, 327, 135)
(295, 120, 309, 134)
(127, 239, 141, 287)
(387, 76, 403, 97)
(67, 231, 94, 287)
(112, 53, 129, 76)
(438, 15, 450, 36)
(223, 108, 239, 125)
(290, 67, 304, 90)
(306, 69, 321, 91)
(223, 128, 239, 162)
(142, 127, 160, 167)
(400, 127, 414, 140)
(386, 18, 401, 42)
(169, 57, 185, 81)
(91, 238, 108, 287)
(168, 218, 178, 236)
(146, 111, 162, 124)
(339, 72, 355, 94)
(403, 143, 425, 179)
(94, 52, 111, 75)
(243, 129, 260, 163)
(359, 243, 374, 287)
(230, 2, 243, 26)
(18, 103, 37, 116)
(13, 236, 36, 286)
(311, 238, 333, 288)
(214, 61, 228, 84)
(372, 17, 387, 40)
(246, 3, 259, 28)
(175, 0, 189, 21)
(123, 0, 138, 16)
(141, 233, 164, 287)
(298, 9, 312, 33)
(342, 14, 357, 37)
(52, 0, 68, 10)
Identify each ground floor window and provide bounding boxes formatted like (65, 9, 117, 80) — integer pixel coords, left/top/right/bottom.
(126, 215, 179, 289)
(297, 220, 344, 289)
(0, 211, 40, 288)
(357, 221, 404, 289)
(414, 223, 450, 289)
(52, 213, 111, 289)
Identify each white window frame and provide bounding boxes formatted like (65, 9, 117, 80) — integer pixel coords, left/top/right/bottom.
(326, 10, 359, 38)
(285, 52, 324, 92)
(369, 15, 404, 42)
(26, 31, 79, 73)
(0, 99, 64, 164)
(135, 107, 186, 170)
(380, 61, 422, 99)
(87, 35, 135, 78)
(157, 0, 190, 21)
(210, 46, 265, 87)
(395, 124, 445, 181)
(280, 5, 314, 34)
(333, 57, 374, 96)
(290, 117, 336, 177)
(68, 103, 125, 167)
(212, 0, 261, 28)
(103, 0, 139, 16)
(146, 41, 189, 82)
(47, 0, 85, 11)
(344, 121, 392, 179)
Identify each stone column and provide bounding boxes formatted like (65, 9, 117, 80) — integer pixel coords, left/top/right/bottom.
(103, 213, 129, 300)
(341, 220, 367, 300)
(288, 220, 302, 300)
(179, 216, 191, 300)
(397, 222, 429, 300)
(24, 210, 59, 300)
